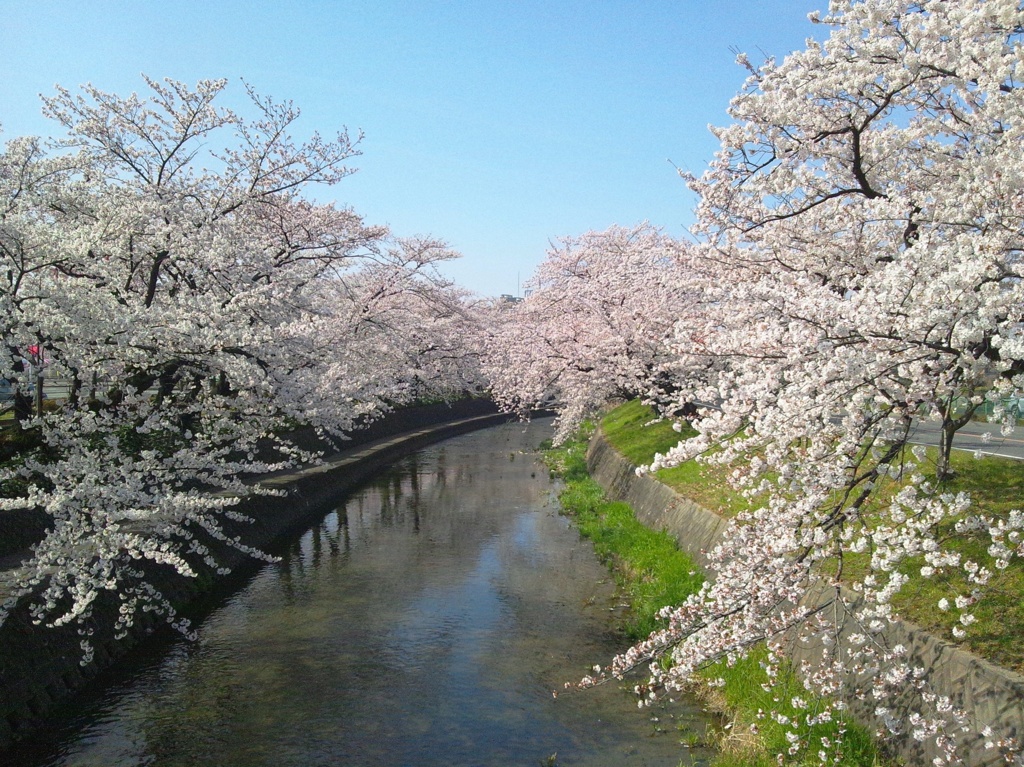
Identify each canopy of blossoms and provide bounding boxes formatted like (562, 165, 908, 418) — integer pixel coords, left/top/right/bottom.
(485, 1, 1024, 763)
(0, 77, 483, 654)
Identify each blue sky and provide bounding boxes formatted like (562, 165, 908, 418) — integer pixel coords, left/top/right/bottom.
(0, 1, 825, 297)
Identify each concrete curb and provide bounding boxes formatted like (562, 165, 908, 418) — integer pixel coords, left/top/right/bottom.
(586, 428, 1024, 767)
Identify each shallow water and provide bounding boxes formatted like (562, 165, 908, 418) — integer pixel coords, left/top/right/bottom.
(8, 419, 714, 767)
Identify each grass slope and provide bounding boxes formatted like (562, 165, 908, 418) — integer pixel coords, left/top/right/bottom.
(543, 415, 887, 767)
(600, 400, 1024, 674)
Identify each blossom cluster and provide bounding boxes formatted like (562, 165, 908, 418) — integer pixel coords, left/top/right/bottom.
(0, 77, 484, 656)
(486, 1, 1024, 763)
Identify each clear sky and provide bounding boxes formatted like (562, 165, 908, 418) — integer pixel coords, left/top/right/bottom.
(0, 1, 826, 297)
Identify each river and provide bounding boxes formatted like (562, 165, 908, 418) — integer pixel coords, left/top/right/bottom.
(6, 418, 714, 767)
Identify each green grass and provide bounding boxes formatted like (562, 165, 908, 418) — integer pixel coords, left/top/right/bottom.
(542, 418, 889, 767)
(600, 400, 1024, 674)
(541, 423, 703, 638)
(700, 649, 883, 767)
(598, 401, 694, 467)
(889, 445, 1024, 672)
(600, 400, 752, 517)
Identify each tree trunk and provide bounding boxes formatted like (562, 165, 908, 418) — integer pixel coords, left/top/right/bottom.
(12, 389, 32, 428)
(936, 400, 979, 481)
(35, 371, 44, 418)
(937, 420, 957, 480)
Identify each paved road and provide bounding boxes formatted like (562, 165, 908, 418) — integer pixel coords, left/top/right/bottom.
(908, 418, 1024, 461)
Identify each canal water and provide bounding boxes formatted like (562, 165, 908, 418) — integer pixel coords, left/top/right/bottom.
(7, 419, 714, 767)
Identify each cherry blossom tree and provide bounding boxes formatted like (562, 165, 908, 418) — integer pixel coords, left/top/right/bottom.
(622, 2, 1024, 762)
(0, 77, 482, 652)
(689, 0, 1024, 474)
(494, 2, 1024, 763)
(484, 224, 696, 442)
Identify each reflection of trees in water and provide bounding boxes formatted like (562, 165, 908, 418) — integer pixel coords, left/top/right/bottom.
(269, 429, 560, 609)
(272, 430, 557, 601)
(10, 419, 714, 767)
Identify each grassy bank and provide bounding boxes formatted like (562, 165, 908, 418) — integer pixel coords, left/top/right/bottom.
(542, 419, 886, 767)
(542, 422, 703, 639)
(600, 401, 751, 517)
(600, 400, 1024, 674)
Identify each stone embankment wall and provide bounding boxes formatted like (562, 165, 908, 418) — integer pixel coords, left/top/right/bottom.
(586, 429, 1024, 767)
(0, 399, 513, 752)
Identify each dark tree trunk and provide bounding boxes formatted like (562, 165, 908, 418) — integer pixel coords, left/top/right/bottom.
(936, 400, 979, 481)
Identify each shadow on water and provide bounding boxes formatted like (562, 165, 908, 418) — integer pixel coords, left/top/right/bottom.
(5, 419, 716, 767)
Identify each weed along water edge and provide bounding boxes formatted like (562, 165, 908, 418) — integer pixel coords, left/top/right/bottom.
(4, 418, 715, 767)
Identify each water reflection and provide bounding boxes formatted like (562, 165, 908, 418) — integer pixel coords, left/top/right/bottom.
(8, 419, 713, 767)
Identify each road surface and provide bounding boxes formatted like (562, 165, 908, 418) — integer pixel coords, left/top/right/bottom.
(908, 418, 1024, 462)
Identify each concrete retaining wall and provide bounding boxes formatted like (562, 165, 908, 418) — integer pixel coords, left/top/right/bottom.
(0, 399, 513, 752)
(586, 429, 1024, 767)
(585, 435, 729, 573)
